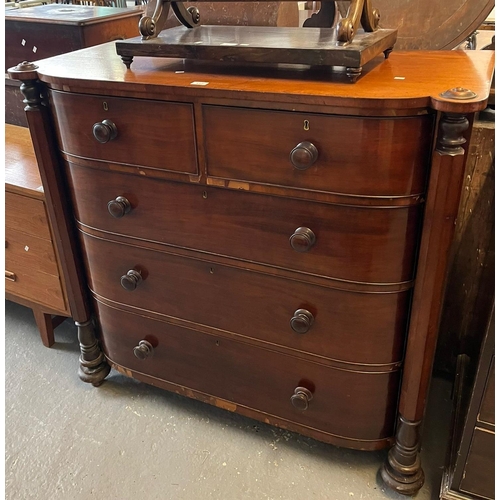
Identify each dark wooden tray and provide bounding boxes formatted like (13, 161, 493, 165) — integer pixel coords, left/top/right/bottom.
(115, 25, 397, 82)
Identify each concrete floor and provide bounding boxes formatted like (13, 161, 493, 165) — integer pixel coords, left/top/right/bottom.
(6, 300, 452, 500)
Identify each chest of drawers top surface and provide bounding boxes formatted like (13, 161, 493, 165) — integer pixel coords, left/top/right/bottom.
(22, 42, 493, 114)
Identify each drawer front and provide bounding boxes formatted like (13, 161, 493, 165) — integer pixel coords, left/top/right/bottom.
(96, 301, 399, 442)
(81, 232, 410, 366)
(5, 228, 65, 310)
(67, 164, 421, 284)
(5, 192, 51, 240)
(50, 91, 198, 174)
(459, 428, 495, 500)
(203, 105, 433, 196)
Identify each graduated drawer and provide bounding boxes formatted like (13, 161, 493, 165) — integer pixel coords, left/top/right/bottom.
(5, 228, 65, 310)
(67, 163, 421, 284)
(203, 105, 433, 196)
(96, 301, 399, 443)
(81, 232, 410, 366)
(5, 192, 51, 240)
(49, 90, 198, 174)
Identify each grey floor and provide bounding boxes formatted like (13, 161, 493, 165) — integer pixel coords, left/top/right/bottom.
(6, 300, 452, 500)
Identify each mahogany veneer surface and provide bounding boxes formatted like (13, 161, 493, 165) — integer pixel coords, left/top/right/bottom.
(14, 44, 494, 459)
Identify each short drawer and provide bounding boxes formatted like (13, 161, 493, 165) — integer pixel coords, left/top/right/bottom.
(203, 105, 433, 196)
(81, 232, 410, 366)
(67, 163, 421, 284)
(5, 192, 51, 240)
(5, 231, 65, 311)
(96, 301, 400, 443)
(49, 91, 198, 174)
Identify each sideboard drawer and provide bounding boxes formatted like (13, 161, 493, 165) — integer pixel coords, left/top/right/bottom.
(81, 232, 410, 366)
(5, 192, 51, 240)
(203, 105, 433, 196)
(6, 228, 65, 310)
(96, 301, 399, 443)
(50, 90, 198, 174)
(67, 163, 421, 284)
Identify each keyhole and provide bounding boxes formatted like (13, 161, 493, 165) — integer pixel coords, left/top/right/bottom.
(209, 267, 214, 274)
(202, 191, 208, 199)
(304, 120, 310, 131)
(103, 102, 108, 111)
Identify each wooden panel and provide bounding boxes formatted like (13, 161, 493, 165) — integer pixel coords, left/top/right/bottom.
(66, 163, 422, 284)
(459, 428, 495, 499)
(5, 124, 43, 198)
(5, 79, 28, 127)
(5, 220, 63, 313)
(80, 231, 410, 366)
(50, 91, 198, 175)
(95, 300, 400, 443)
(478, 358, 494, 426)
(5, 192, 51, 240)
(6, 227, 59, 277)
(203, 105, 433, 197)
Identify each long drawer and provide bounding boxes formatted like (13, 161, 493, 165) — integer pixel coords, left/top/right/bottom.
(80, 231, 410, 366)
(49, 90, 198, 174)
(66, 163, 422, 284)
(95, 300, 400, 443)
(203, 105, 433, 196)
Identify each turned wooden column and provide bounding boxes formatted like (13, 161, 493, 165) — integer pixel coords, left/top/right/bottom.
(7, 61, 110, 387)
(381, 110, 473, 495)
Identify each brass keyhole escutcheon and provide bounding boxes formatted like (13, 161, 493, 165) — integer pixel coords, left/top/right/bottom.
(202, 190, 208, 199)
(103, 102, 108, 111)
(304, 120, 310, 131)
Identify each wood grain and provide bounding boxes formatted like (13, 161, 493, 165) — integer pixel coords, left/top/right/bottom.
(65, 162, 422, 284)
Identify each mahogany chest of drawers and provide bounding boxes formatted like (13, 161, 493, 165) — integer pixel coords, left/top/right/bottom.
(9, 44, 494, 495)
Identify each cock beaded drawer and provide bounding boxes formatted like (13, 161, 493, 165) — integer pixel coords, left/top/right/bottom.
(9, 46, 494, 495)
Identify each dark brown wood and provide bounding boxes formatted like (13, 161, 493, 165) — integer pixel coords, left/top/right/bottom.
(381, 111, 476, 494)
(32, 308, 56, 348)
(11, 45, 494, 495)
(64, 163, 422, 284)
(116, 25, 398, 75)
(5, 4, 143, 71)
(441, 306, 495, 500)
(5, 79, 27, 127)
(49, 90, 198, 175)
(435, 119, 495, 377)
(78, 229, 411, 368)
(95, 299, 400, 446)
(373, 0, 495, 50)
(203, 105, 433, 197)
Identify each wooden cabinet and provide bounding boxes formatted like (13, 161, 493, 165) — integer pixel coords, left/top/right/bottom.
(5, 124, 71, 346)
(9, 44, 494, 495)
(441, 307, 495, 500)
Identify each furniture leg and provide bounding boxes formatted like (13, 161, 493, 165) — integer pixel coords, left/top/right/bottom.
(32, 308, 55, 348)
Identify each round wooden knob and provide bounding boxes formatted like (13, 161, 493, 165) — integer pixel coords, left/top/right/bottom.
(290, 309, 315, 334)
(107, 196, 132, 218)
(290, 141, 318, 170)
(92, 119, 118, 144)
(133, 340, 154, 360)
(290, 387, 313, 411)
(289, 227, 316, 253)
(120, 270, 142, 291)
